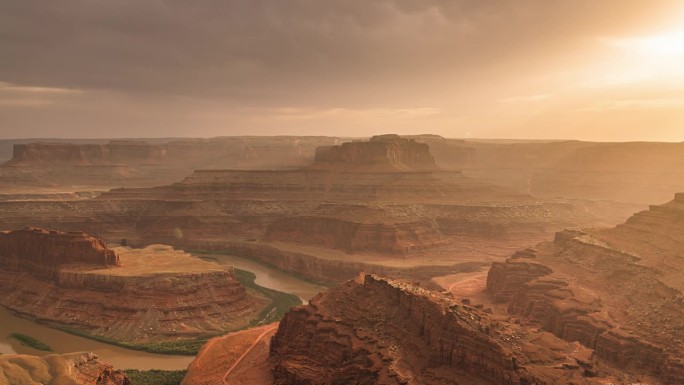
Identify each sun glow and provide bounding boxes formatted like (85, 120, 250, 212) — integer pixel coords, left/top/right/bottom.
(592, 24, 684, 88)
(610, 29, 684, 58)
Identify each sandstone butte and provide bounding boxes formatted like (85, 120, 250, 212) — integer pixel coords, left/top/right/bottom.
(0, 352, 129, 385)
(0, 136, 641, 287)
(0, 227, 263, 344)
(266, 274, 639, 385)
(485, 193, 684, 385)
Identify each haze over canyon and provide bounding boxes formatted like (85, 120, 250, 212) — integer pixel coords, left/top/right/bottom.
(1, 1, 684, 385)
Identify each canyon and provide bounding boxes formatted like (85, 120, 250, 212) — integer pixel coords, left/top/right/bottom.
(4, 134, 684, 385)
(0, 136, 642, 286)
(485, 193, 684, 384)
(4, 136, 684, 206)
(190, 274, 646, 385)
(0, 228, 264, 345)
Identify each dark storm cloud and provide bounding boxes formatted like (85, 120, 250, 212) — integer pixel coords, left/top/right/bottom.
(0, 0, 676, 106)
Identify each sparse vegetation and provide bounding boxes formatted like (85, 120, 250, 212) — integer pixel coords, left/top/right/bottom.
(8, 333, 52, 352)
(55, 326, 209, 355)
(54, 268, 301, 355)
(124, 370, 186, 385)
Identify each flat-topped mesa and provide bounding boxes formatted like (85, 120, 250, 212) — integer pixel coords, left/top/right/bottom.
(7, 140, 166, 166)
(270, 274, 629, 385)
(312, 134, 439, 172)
(0, 227, 119, 278)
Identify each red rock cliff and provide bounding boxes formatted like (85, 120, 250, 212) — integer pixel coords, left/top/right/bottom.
(0, 227, 119, 278)
(270, 274, 628, 385)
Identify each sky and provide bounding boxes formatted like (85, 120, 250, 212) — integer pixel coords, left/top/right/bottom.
(1, 0, 683, 141)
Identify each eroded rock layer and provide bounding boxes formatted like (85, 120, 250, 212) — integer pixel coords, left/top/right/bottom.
(0, 227, 118, 279)
(0, 137, 343, 190)
(270, 274, 632, 385)
(0, 352, 129, 385)
(0, 229, 261, 343)
(485, 195, 684, 384)
(0, 137, 641, 284)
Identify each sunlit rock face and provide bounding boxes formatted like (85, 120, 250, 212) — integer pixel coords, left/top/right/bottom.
(270, 274, 630, 385)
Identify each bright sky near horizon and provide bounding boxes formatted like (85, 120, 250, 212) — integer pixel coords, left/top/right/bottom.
(1, 1, 683, 141)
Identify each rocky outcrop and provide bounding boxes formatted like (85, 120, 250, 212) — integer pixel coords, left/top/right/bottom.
(485, 197, 684, 384)
(0, 352, 129, 385)
(270, 274, 629, 385)
(486, 258, 552, 302)
(0, 227, 119, 279)
(313, 134, 438, 172)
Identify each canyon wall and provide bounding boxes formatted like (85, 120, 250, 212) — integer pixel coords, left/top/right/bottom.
(265, 216, 446, 254)
(485, 199, 684, 385)
(270, 274, 628, 385)
(0, 137, 344, 190)
(0, 227, 118, 279)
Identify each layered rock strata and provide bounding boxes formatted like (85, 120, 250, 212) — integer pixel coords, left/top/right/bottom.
(485, 195, 684, 384)
(0, 137, 641, 284)
(270, 274, 631, 385)
(312, 134, 438, 172)
(0, 137, 343, 190)
(0, 229, 261, 343)
(265, 215, 446, 255)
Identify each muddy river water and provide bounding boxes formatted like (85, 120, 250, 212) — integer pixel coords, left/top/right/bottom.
(0, 253, 327, 370)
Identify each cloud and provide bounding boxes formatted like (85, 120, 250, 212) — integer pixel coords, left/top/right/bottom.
(0, 1, 682, 139)
(0, 82, 83, 94)
(0, 98, 53, 107)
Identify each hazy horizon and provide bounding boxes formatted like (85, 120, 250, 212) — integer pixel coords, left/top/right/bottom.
(2, 1, 683, 141)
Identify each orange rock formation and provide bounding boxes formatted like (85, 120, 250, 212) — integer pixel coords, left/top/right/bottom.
(269, 274, 633, 385)
(485, 194, 684, 384)
(0, 229, 261, 344)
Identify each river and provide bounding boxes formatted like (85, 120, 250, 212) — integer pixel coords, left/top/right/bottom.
(202, 252, 328, 304)
(0, 253, 328, 370)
